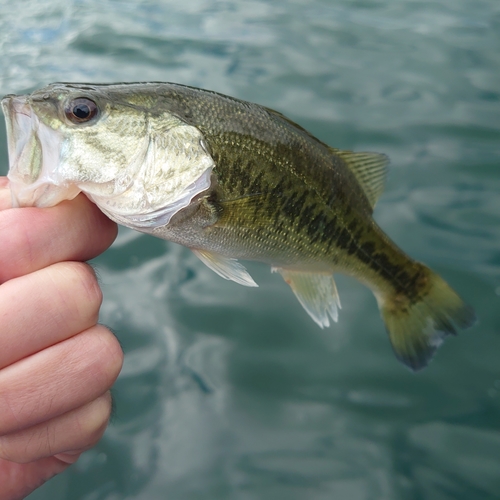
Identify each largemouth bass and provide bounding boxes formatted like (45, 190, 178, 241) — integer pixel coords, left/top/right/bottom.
(1, 83, 475, 370)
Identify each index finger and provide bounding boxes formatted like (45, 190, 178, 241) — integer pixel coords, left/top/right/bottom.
(0, 182, 117, 283)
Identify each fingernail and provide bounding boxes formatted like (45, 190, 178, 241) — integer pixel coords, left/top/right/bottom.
(54, 451, 83, 464)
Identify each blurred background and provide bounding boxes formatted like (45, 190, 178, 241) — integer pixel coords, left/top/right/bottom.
(1, 0, 499, 498)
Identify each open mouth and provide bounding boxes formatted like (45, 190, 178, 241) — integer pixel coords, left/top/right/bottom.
(1, 95, 37, 182)
(1, 94, 79, 208)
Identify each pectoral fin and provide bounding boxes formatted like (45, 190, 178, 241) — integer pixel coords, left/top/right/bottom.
(273, 268, 341, 328)
(192, 249, 258, 287)
(215, 193, 269, 227)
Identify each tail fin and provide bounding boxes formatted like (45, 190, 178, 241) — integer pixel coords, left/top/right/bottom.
(379, 268, 476, 371)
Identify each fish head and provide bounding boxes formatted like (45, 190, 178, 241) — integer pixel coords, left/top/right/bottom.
(1, 83, 214, 228)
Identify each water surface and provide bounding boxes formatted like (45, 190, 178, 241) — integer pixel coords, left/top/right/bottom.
(0, 1, 499, 499)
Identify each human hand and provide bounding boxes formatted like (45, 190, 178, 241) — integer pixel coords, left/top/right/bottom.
(0, 177, 123, 500)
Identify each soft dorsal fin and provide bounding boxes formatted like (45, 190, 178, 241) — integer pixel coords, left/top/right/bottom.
(331, 149, 389, 209)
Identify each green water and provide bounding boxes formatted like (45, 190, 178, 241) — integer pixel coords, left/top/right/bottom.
(1, 1, 499, 498)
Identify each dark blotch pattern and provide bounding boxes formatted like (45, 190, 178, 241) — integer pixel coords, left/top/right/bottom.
(151, 84, 425, 300)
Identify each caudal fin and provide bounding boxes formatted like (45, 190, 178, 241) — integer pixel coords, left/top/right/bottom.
(379, 268, 476, 371)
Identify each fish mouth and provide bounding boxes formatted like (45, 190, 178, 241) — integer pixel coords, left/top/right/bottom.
(1, 96, 35, 180)
(1, 94, 79, 207)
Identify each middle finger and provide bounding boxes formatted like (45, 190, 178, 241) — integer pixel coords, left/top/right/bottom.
(0, 261, 103, 370)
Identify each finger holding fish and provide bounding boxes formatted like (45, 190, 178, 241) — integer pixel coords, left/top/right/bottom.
(0, 172, 122, 496)
(0, 180, 117, 283)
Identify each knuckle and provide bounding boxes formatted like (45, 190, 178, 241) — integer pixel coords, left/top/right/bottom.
(0, 438, 14, 462)
(0, 435, 28, 464)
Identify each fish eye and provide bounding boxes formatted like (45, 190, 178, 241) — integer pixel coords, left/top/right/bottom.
(65, 97, 99, 124)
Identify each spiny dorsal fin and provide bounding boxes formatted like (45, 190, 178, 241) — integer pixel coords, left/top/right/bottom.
(331, 149, 389, 209)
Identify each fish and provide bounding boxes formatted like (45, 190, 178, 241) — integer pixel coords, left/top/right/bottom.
(1, 82, 476, 371)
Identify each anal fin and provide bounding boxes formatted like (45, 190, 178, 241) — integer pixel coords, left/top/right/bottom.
(192, 249, 258, 287)
(273, 268, 341, 328)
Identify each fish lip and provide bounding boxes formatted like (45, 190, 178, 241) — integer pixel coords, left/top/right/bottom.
(2, 94, 34, 144)
(1, 94, 32, 120)
(2, 94, 75, 208)
(2, 95, 36, 186)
